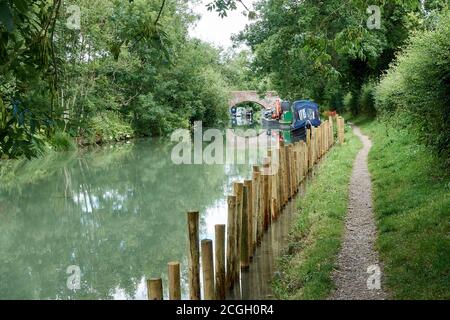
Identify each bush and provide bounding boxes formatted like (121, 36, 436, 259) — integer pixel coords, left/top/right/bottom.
(343, 92, 358, 115)
(375, 11, 450, 159)
(358, 82, 377, 116)
(86, 112, 134, 144)
(50, 131, 76, 151)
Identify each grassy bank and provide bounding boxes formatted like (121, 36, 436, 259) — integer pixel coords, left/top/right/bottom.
(273, 126, 361, 299)
(351, 116, 450, 299)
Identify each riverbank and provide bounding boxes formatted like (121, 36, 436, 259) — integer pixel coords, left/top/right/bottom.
(273, 116, 450, 300)
(350, 116, 450, 299)
(272, 126, 361, 299)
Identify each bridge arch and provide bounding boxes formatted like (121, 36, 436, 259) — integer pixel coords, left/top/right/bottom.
(229, 91, 280, 110)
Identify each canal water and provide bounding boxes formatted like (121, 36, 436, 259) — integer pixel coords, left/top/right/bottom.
(0, 123, 300, 300)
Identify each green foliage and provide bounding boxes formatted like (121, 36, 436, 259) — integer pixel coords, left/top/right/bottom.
(0, 0, 235, 158)
(352, 116, 450, 299)
(85, 112, 134, 145)
(0, 0, 62, 158)
(0, 95, 45, 159)
(375, 11, 450, 159)
(343, 92, 358, 116)
(234, 0, 447, 112)
(273, 128, 361, 299)
(358, 81, 377, 116)
(49, 130, 75, 152)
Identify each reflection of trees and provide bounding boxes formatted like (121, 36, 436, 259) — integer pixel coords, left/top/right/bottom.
(0, 139, 250, 299)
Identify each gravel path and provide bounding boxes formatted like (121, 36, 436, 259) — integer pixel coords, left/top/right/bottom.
(329, 125, 388, 300)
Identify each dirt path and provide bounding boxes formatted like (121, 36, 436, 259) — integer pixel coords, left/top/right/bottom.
(329, 125, 388, 300)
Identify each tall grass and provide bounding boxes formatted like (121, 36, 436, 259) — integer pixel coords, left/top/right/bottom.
(353, 116, 450, 299)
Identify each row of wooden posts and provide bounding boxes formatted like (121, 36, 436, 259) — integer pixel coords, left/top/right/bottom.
(147, 116, 346, 300)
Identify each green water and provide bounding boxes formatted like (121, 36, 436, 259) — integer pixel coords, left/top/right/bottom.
(0, 137, 262, 299)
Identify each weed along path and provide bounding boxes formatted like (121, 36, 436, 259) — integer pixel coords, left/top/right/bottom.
(330, 125, 388, 300)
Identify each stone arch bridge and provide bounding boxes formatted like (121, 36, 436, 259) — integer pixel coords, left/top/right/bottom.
(229, 91, 280, 110)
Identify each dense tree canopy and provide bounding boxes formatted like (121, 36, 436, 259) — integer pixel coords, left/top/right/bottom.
(0, 0, 256, 158)
(1, 0, 448, 159)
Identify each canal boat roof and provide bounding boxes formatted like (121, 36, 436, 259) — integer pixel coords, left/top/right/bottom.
(291, 100, 321, 128)
(293, 100, 319, 111)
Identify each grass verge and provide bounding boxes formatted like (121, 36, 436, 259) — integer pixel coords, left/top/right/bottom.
(351, 116, 450, 299)
(272, 126, 361, 299)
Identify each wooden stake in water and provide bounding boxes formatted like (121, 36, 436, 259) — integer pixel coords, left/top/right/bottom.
(215, 224, 226, 300)
(233, 182, 243, 282)
(252, 169, 261, 248)
(243, 179, 253, 258)
(147, 278, 163, 300)
(201, 239, 215, 300)
(226, 195, 237, 289)
(279, 141, 286, 207)
(262, 158, 270, 230)
(187, 211, 200, 300)
(168, 262, 181, 300)
(241, 185, 250, 270)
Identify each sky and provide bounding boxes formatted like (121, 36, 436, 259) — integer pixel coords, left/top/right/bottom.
(189, 0, 255, 49)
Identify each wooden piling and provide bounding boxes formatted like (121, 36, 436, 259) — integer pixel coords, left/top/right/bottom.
(293, 151, 298, 193)
(284, 145, 291, 201)
(168, 262, 181, 300)
(307, 127, 312, 170)
(201, 239, 215, 300)
(271, 198, 277, 220)
(241, 185, 250, 270)
(338, 117, 345, 144)
(276, 146, 283, 212)
(147, 278, 163, 300)
(262, 158, 270, 230)
(278, 142, 285, 207)
(226, 195, 236, 289)
(243, 180, 253, 258)
(233, 182, 243, 282)
(215, 224, 226, 300)
(187, 211, 200, 300)
(252, 169, 261, 246)
(329, 116, 334, 147)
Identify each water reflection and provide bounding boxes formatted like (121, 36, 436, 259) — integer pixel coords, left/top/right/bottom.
(0, 138, 257, 299)
(228, 178, 309, 300)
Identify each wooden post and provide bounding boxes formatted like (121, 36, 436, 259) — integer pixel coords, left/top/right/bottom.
(244, 180, 254, 260)
(277, 145, 283, 212)
(284, 145, 291, 200)
(315, 126, 319, 163)
(300, 142, 305, 181)
(279, 141, 286, 207)
(289, 145, 295, 198)
(147, 278, 163, 300)
(307, 127, 312, 170)
(226, 195, 236, 289)
(244, 180, 253, 258)
(271, 198, 277, 220)
(201, 239, 215, 300)
(329, 116, 334, 147)
(215, 224, 226, 300)
(233, 182, 243, 282)
(320, 123, 324, 155)
(262, 158, 270, 230)
(168, 262, 181, 300)
(241, 185, 250, 269)
(338, 117, 345, 144)
(187, 211, 200, 300)
(293, 151, 298, 193)
(252, 168, 261, 246)
(304, 141, 308, 176)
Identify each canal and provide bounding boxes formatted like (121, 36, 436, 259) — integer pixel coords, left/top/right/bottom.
(0, 122, 294, 299)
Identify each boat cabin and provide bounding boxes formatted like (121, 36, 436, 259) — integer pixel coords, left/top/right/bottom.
(290, 100, 321, 141)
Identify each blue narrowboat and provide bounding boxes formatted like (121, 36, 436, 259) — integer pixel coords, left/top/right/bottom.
(290, 100, 321, 142)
